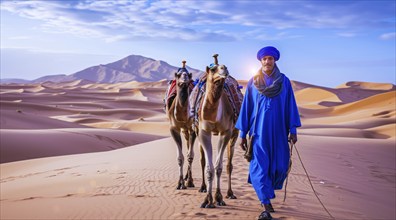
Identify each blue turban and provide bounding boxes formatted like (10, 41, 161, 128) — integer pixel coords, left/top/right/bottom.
(257, 46, 280, 61)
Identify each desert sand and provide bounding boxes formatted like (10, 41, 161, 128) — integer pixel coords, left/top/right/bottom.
(0, 80, 395, 219)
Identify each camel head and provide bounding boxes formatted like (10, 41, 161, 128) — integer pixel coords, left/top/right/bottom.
(175, 60, 193, 88)
(173, 61, 192, 121)
(206, 54, 229, 100)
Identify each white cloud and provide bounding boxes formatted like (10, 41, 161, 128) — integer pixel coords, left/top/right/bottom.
(380, 32, 396, 40)
(337, 32, 358, 38)
(8, 36, 32, 40)
(1, 0, 395, 42)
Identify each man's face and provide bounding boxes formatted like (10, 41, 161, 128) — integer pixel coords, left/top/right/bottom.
(260, 56, 275, 75)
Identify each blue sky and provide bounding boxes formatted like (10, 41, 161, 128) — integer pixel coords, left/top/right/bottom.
(1, 0, 395, 87)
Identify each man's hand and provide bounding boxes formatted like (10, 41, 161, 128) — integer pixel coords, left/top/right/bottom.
(240, 138, 247, 151)
(289, 134, 297, 144)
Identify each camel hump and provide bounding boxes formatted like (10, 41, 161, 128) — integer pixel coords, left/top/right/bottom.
(224, 76, 244, 120)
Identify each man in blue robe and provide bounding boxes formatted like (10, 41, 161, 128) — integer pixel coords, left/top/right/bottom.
(236, 46, 301, 220)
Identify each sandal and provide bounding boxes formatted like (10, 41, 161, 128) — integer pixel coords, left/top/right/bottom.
(258, 210, 272, 220)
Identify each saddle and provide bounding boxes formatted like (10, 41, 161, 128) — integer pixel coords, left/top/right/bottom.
(189, 73, 244, 132)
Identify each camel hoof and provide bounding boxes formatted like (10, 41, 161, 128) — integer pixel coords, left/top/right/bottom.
(198, 186, 207, 193)
(216, 201, 226, 206)
(200, 201, 211, 208)
(201, 192, 215, 208)
(205, 204, 216, 208)
(186, 181, 195, 188)
(176, 184, 187, 190)
(226, 194, 237, 199)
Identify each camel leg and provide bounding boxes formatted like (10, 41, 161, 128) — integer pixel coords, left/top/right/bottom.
(226, 128, 239, 199)
(182, 129, 189, 181)
(198, 145, 207, 193)
(199, 129, 215, 208)
(170, 127, 186, 190)
(185, 130, 196, 187)
(214, 130, 232, 206)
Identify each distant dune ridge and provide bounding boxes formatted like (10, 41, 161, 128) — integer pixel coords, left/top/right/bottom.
(1, 56, 395, 220)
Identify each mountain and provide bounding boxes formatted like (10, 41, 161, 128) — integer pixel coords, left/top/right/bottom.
(28, 55, 203, 84)
(33, 74, 74, 83)
(0, 78, 31, 84)
(72, 55, 202, 83)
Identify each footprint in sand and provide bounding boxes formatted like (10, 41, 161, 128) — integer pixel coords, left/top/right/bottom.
(46, 175, 57, 178)
(20, 196, 41, 201)
(194, 212, 207, 216)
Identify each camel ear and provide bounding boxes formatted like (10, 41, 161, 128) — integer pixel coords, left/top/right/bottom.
(174, 72, 178, 78)
(188, 72, 192, 78)
(206, 66, 210, 73)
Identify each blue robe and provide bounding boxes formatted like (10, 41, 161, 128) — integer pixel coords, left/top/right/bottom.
(235, 74, 301, 205)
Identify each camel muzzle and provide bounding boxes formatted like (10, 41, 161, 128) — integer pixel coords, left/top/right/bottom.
(178, 72, 190, 83)
(218, 66, 229, 78)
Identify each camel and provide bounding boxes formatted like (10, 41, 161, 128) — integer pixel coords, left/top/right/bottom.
(196, 54, 240, 208)
(165, 60, 196, 190)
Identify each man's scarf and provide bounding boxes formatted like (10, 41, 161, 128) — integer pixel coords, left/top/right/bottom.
(253, 64, 284, 97)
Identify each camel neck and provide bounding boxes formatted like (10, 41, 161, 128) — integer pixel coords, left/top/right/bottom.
(206, 78, 224, 104)
(176, 84, 189, 107)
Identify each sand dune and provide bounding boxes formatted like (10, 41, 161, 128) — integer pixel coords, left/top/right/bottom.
(0, 80, 395, 219)
(0, 88, 24, 94)
(1, 100, 76, 116)
(23, 85, 46, 93)
(293, 80, 394, 104)
(42, 79, 94, 88)
(127, 89, 148, 101)
(298, 89, 395, 141)
(332, 90, 395, 115)
(1, 80, 170, 165)
(337, 81, 395, 90)
(291, 80, 320, 91)
(299, 127, 388, 139)
(1, 136, 394, 219)
(295, 88, 342, 108)
(0, 128, 164, 163)
(1, 84, 42, 91)
(367, 124, 396, 139)
(0, 109, 87, 129)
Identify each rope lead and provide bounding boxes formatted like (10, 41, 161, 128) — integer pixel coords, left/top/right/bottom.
(284, 142, 335, 219)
